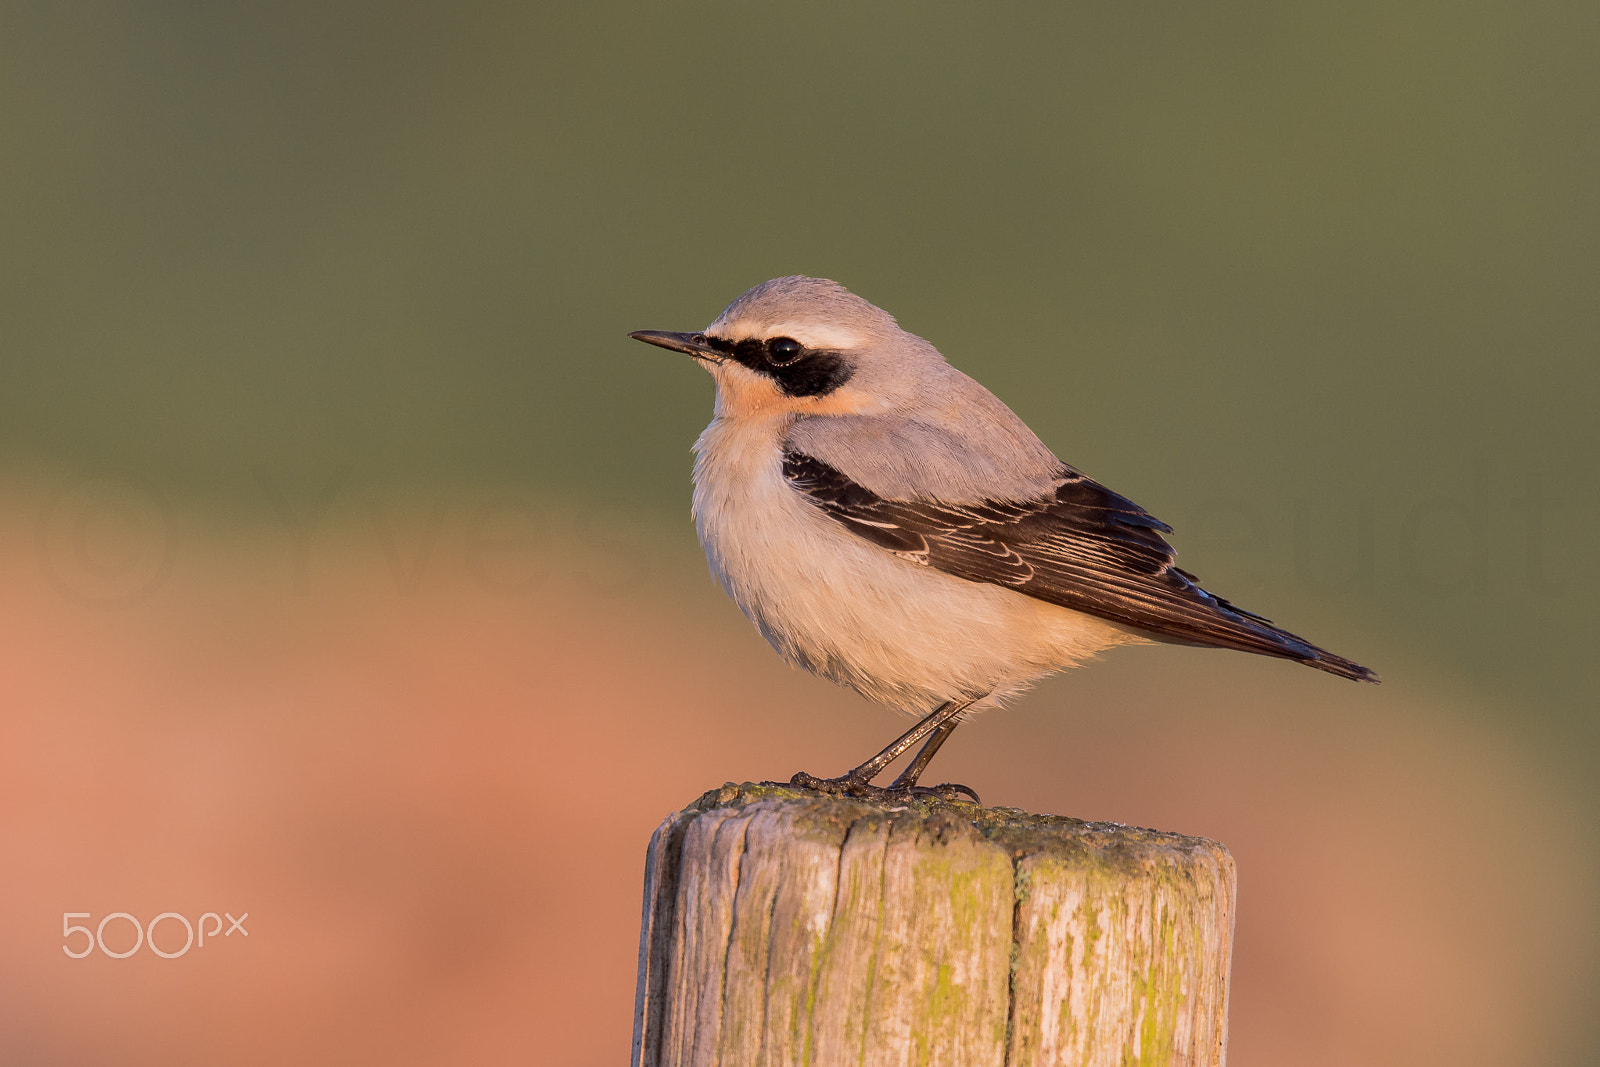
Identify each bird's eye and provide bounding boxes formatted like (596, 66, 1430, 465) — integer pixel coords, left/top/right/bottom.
(767, 337, 804, 366)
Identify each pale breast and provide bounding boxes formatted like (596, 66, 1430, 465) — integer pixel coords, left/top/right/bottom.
(691, 415, 1140, 713)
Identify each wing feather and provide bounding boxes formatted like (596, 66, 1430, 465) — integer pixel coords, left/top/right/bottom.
(782, 449, 1377, 682)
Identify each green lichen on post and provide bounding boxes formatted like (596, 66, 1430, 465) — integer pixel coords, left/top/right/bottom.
(637, 783, 1233, 1067)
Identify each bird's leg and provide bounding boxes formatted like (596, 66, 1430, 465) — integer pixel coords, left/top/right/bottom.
(889, 720, 957, 788)
(791, 699, 975, 799)
(887, 720, 983, 804)
(882, 720, 958, 788)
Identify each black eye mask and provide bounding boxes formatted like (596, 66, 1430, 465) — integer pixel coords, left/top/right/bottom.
(705, 335, 855, 398)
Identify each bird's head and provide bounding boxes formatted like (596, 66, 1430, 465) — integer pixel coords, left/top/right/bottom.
(630, 276, 946, 419)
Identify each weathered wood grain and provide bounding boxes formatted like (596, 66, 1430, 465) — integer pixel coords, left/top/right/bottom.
(633, 783, 1234, 1067)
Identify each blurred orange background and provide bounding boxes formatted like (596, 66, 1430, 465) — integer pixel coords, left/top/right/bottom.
(0, 485, 1593, 1065)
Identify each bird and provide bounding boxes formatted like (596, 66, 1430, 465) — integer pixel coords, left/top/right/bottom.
(630, 276, 1376, 802)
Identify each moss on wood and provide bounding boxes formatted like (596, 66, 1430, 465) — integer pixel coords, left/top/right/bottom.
(634, 783, 1233, 1067)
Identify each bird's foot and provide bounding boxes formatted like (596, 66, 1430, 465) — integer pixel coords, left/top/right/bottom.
(789, 771, 981, 806)
(788, 770, 884, 798)
(905, 782, 982, 805)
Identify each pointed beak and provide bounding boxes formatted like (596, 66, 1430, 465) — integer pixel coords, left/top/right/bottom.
(627, 330, 724, 363)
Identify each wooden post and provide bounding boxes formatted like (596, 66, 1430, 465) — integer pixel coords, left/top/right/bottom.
(633, 782, 1235, 1067)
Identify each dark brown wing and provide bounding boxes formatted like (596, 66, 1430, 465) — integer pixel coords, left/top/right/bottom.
(782, 449, 1376, 682)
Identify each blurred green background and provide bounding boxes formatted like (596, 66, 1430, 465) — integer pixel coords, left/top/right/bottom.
(7, 1, 1595, 741)
(3, 1, 1597, 1062)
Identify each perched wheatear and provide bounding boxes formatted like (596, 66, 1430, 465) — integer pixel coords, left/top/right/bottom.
(631, 276, 1375, 801)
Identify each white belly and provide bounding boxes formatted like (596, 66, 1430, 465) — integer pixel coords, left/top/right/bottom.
(692, 416, 1141, 714)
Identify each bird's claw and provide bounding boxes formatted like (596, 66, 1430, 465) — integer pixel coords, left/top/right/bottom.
(905, 782, 982, 804)
(790, 771, 981, 806)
